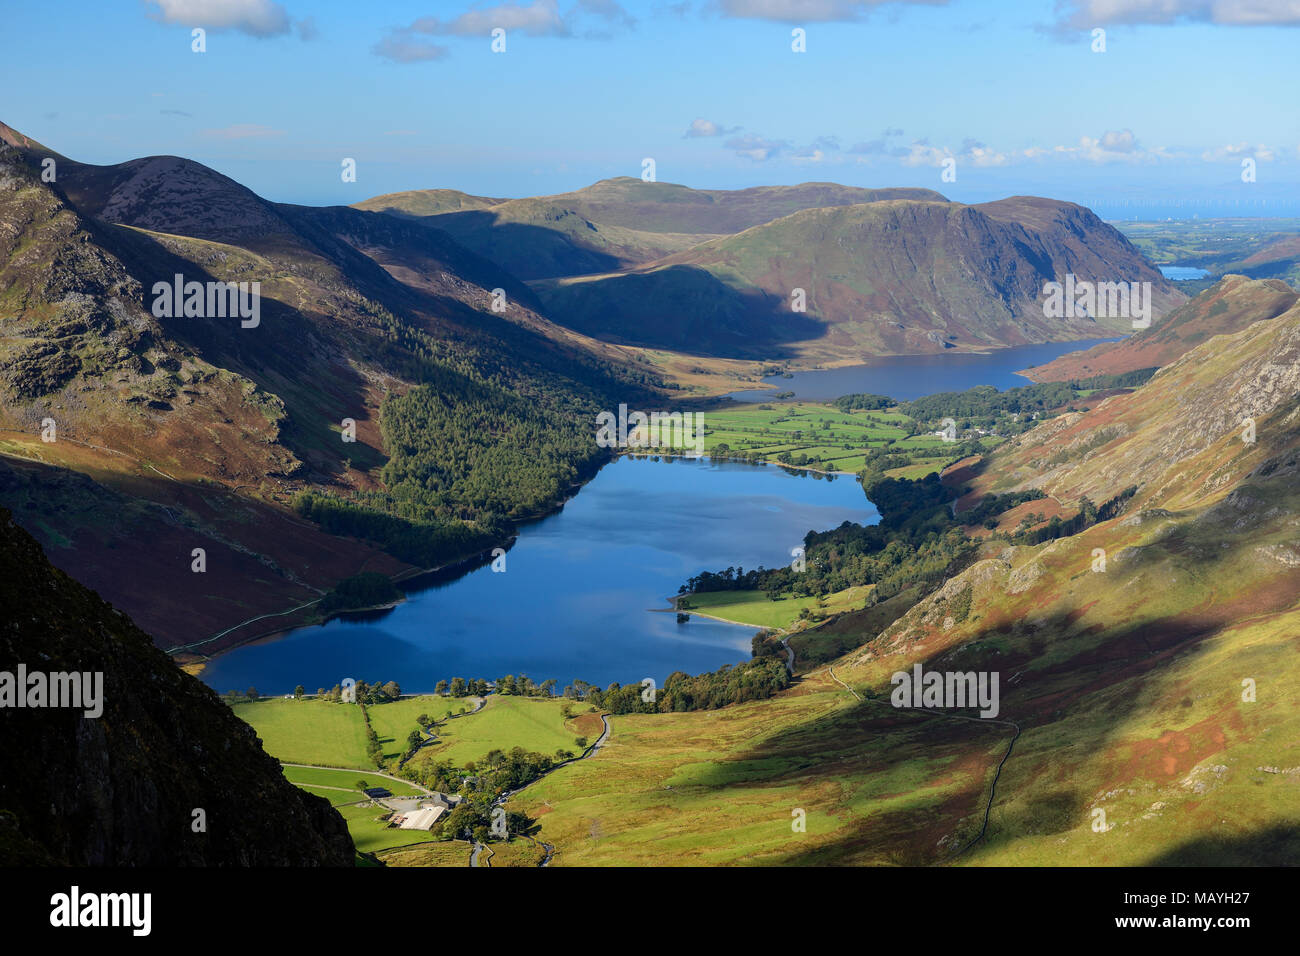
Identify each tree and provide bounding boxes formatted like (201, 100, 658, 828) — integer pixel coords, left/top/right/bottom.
(382, 680, 401, 700)
(294, 684, 305, 699)
(506, 809, 532, 836)
(416, 713, 430, 728)
(435, 680, 449, 696)
(246, 686, 259, 701)
(574, 736, 588, 749)
(407, 730, 423, 751)
(450, 677, 467, 697)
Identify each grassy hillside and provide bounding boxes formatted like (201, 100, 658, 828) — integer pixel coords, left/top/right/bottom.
(355, 178, 947, 281)
(509, 291, 1300, 866)
(0, 120, 654, 654)
(231, 698, 374, 767)
(1024, 275, 1298, 382)
(537, 198, 1183, 361)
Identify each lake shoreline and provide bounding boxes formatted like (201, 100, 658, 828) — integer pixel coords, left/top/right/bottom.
(182, 452, 862, 677)
(724, 335, 1126, 403)
(196, 457, 878, 695)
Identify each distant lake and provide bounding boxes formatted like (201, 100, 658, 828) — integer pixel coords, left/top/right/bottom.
(1159, 266, 1211, 280)
(200, 457, 878, 696)
(726, 337, 1124, 403)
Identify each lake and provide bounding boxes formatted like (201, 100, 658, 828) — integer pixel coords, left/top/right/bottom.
(726, 337, 1123, 403)
(1159, 266, 1211, 280)
(200, 457, 879, 695)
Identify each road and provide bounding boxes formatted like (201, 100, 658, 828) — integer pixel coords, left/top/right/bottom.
(280, 762, 434, 796)
(470, 713, 611, 867)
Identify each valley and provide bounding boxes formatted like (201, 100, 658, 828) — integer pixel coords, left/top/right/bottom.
(2, 124, 1297, 874)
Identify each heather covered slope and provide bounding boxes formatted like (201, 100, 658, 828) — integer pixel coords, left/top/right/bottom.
(0, 122, 647, 651)
(536, 197, 1183, 360)
(0, 508, 355, 866)
(1023, 275, 1298, 382)
(514, 297, 1300, 866)
(355, 178, 947, 281)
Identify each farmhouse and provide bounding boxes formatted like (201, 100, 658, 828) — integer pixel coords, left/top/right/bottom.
(391, 805, 447, 831)
(362, 787, 392, 799)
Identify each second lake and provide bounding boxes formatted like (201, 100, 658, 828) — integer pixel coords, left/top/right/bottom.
(726, 337, 1124, 403)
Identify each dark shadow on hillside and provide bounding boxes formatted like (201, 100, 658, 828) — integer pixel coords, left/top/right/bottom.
(1142, 822, 1300, 866)
(687, 583, 1274, 865)
(538, 263, 826, 360)
(414, 209, 625, 280)
(102, 225, 377, 481)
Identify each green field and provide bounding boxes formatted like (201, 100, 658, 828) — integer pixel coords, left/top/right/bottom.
(406, 695, 583, 771)
(697, 402, 909, 472)
(231, 697, 371, 767)
(294, 783, 367, 807)
(234, 693, 586, 779)
(377, 842, 473, 868)
(365, 694, 479, 761)
(621, 399, 995, 483)
(280, 764, 425, 796)
(337, 803, 443, 855)
(885, 461, 946, 480)
(685, 586, 870, 631)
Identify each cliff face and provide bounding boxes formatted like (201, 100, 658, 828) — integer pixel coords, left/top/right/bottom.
(0, 508, 354, 865)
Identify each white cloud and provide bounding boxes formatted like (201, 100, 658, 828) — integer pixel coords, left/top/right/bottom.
(715, 0, 946, 22)
(721, 132, 839, 161)
(372, 32, 451, 62)
(900, 137, 1006, 167)
(1023, 129, 1171, 163)
(725, 133, 792, 160)
(406, 0, 633, 37)
(1055, 0, 1300, 30)
(1098, 128, 1137, 152)
(684, 118, 739, 137)
(1202, 142, 1276, 161)
(412, 1, 567, 35)
(849, 129, 909, 158)
(145, 0, 291, 37)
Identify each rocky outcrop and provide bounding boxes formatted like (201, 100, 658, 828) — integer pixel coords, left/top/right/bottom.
(0, 509, 354, 866)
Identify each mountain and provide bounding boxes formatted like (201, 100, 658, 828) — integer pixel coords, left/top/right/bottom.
(1023, 275, 1299, 381)
(1232, 233, 1300, 285)
(0, 120, 644, 654)
(508, 285, 1300, 865)
(0, 508, 354, 865)
(535, 197, 1184, 360)
(355, 178, 948, 281)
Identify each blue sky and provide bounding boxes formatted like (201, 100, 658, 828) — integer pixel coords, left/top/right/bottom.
(2, 0, 1298, 216)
